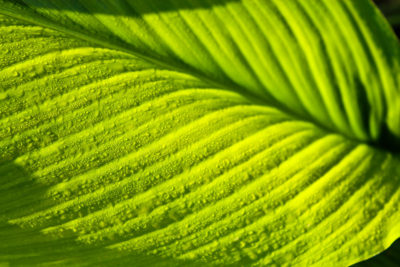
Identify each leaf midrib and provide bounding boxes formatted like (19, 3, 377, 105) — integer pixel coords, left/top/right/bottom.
(0, 2, 379, 149)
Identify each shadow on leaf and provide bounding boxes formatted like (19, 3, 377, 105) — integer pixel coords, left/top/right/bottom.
(0, 162, 209, 266)
(13, 0, 240, 15)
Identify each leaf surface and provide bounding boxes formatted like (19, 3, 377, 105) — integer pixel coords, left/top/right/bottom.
(354, 239, 400, 266)
(0, 0, 400, 266)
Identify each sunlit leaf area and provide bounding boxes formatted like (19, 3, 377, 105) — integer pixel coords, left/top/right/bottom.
(1, 1, 400, 266)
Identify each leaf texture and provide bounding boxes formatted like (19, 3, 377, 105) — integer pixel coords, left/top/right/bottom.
(0, 0, 400, 266)
(354, 239, 400, 266)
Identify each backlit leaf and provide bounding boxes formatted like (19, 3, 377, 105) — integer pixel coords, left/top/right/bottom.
(0, 0, 399, 266)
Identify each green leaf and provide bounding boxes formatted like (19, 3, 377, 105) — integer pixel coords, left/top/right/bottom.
(0, 0, 399, 266)
(354, 239, 400, 266)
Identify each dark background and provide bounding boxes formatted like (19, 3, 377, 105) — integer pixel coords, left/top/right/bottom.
(376, 0, 400, 36)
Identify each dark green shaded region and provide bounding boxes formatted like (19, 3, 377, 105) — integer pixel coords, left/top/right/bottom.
(0, 162, 206, 267)
(376, 124, 400, 154)
(12, 0, 240, 15)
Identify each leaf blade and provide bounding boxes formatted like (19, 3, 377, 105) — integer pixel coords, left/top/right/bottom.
(0, 1, 400, 266)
